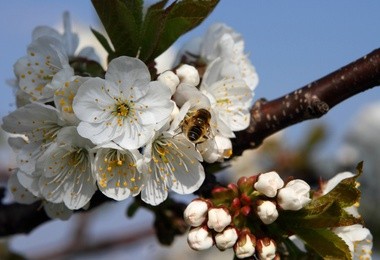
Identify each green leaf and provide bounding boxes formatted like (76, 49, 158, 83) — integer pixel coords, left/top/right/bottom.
(295, 228, 351, 260)
(139, 0, 219, 63)
(92, 0, 142, 59)
(91, 28, 114, 55)
(279, 201, 362, 229)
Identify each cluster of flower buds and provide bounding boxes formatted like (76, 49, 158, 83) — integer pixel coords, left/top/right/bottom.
(184, 171, 311, 259)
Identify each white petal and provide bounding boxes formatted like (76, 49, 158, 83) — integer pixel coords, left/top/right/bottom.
(8, 172, 39, 204)
(73, 78, 115, 123)
(141, 172, 169, 206)
(106, 56, 150, 100)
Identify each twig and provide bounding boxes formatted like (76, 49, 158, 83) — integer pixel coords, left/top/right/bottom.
(232, 48, 380, 156)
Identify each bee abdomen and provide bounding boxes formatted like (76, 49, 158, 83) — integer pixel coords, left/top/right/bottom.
(188, 126, 203, 142)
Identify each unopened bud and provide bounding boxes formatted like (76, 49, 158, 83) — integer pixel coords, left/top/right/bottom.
(234, 233, 256, 259)
(277, 179, 311, 211)
(157, 70, 180, 95)
(256, 238, 276, 260)
(176, 64, 200, 87)
(215, 227, 238, 250)
(207, 207, 232, 232)
(254, 171, 284, 198)
(187, 226, 214, 251)
(183, 199, 210, 227)
(256, 201, 278, 225)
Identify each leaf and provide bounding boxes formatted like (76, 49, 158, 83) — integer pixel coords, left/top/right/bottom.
(279, 201, 362, 229)
(295, 228, 351, 260)
(92, 0, 142, 59)
(91, 28, 114, 55)
(139, 0, 219, 63)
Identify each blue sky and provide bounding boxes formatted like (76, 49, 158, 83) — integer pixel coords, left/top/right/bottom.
(1, 1, 380, 258)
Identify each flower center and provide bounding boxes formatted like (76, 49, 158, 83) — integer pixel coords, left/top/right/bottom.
(116, 102, 130, 117)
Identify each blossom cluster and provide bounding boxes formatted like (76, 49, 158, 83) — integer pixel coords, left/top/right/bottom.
(2, 14, 257, 217)
(184, 170, 373, 259)
(184, 171, 311, 259)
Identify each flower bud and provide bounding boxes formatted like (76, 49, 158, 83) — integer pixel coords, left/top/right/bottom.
(254, 171, 284, 198)
(256, 238, 276, 260)
(256, 201, 279, 225)
(215, 227, 238, 250)
(207, 207, 232, 232)
(234, 233, 256, 259)
(157, 70, 180, 95)
(187, 226, 214, 251)
(183, 199, 210, 227)
(176, 64, 200, 87)
(277, 179, 311, 211)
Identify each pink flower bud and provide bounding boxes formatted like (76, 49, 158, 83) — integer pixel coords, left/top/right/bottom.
(254, 171, 284, 198)
(256, 201, 279, 225)
(277, 179, 311, 211)
(256, 238, 276, 260)
(176, 64, 200, 87)
(215, 227, 238, 250)
(207, 207, 232, 232)
(234, 233, 256, 259)
(183, 199, 210, 227)
(187, 226, 214, 251)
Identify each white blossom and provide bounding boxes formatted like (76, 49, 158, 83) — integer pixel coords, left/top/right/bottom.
(254, 171, 284, 198)
(93, 143, 144, 201)
(277, 179, 311, 211)
(36, 126, 96, 210)
(234, 233, 256, 259)
(32, 11, 100, 62)
(333, 225, 373, 260)
(183, 199, 210, 227)
(256, 201, 279, 225)
(187, 226, 214, 251)
(207, 207, 231, 232)
(215, 227, 238, 250)
(140, 128, 205, 206)
(200, 58, 253, 137)
(322, 172, 373, 259)
(73, 56, 174, 149)
(14, 36, 70, 101)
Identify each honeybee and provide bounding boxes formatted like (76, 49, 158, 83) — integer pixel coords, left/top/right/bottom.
(181, 108, 212, 144)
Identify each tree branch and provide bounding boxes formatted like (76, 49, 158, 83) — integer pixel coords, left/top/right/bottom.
(233, 48, 380, 156)
(1, 49, 380, 238)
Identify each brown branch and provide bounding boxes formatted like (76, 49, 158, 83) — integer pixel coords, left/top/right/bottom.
(233, 48, 380, 156)
(1, 49, 380, 238)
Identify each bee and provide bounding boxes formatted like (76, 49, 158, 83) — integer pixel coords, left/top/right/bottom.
(181, 108, 212, 144)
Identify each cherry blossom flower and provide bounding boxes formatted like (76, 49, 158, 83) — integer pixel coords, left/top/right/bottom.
(93, 143, 144, 201)
(36, 126, 96, 210)
(140, 128, 205, 206)
(256, 200, 279, 225)
(207, 207, 232, 232)
(73, 56, 174, 149)
(215, 227, 239, 250)
(234, 233, 256, 259)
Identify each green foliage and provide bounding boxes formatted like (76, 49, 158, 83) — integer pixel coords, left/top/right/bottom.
(92, 0, 219, 64)
(295, 228, 351, 260)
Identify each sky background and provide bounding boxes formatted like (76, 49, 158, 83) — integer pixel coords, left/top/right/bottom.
(1, 1, 380, 259)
